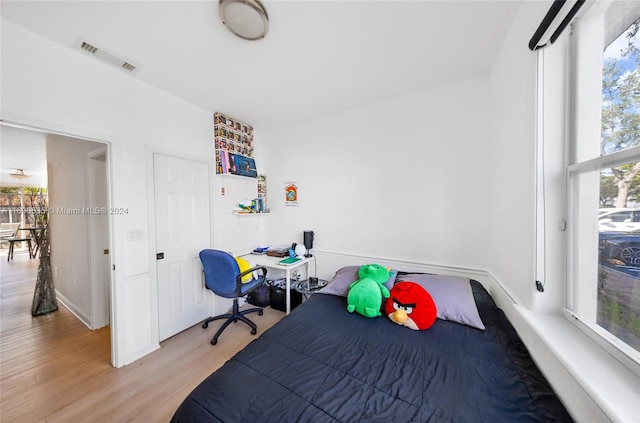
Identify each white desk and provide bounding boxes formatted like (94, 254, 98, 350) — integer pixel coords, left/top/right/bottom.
(242, 254, 312, 315)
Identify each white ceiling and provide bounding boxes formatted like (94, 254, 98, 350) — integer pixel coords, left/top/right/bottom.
(0, 125, 48, 188)
(0, 0, 524, 131)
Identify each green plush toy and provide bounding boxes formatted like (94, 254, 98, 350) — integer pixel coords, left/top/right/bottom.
(346, 264, 391, 318)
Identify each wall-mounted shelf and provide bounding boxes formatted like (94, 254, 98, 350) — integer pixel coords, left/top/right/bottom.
(218, 173, 258, 181)
(232, 211, 269, 216)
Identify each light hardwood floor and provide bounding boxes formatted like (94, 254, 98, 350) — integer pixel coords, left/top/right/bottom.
(0, 252, 284, 422)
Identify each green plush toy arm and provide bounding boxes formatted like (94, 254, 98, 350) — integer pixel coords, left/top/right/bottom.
(380, 285, 390, 298)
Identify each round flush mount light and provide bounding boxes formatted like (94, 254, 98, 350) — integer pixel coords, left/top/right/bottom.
(219, 0, 269, 41)
(10, 169, 30, 180)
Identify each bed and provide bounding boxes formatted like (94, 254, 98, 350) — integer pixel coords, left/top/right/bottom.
(172, 267, 573, 422)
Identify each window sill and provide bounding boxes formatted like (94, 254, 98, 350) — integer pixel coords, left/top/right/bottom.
(514, 305, 640, 423)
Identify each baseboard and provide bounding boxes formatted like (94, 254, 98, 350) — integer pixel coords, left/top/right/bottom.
(312, 249, 489, 283)
(55, 289, 91, 329)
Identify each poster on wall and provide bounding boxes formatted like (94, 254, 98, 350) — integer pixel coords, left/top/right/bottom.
(284, 182, 299, 207)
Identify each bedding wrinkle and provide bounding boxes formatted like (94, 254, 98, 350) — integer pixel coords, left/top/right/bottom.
(258, 318, 410, 421)
(231, 339, 345, 422)
(172, 281, 573, 423)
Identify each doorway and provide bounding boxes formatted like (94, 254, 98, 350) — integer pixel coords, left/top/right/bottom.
(0, 122, 113, 363)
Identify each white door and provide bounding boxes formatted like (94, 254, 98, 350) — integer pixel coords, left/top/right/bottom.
(87, 147, 110, 330)
(154, 154, 211, 341)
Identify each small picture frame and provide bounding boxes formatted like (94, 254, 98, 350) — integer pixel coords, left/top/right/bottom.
(284, 182, 299, 206)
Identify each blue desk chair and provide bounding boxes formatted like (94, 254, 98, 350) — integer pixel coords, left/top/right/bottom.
(199, 249, 268, 345)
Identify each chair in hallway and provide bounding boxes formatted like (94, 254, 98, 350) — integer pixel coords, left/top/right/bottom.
(0, 223, 20, 249)
(199, 249, 268, 345)
(7, 229, 33, 261)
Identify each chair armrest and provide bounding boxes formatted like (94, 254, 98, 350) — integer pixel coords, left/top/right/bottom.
(251, 265, 268, 281)
(235, 266, 268, 297)
(235, 265, 268, 285)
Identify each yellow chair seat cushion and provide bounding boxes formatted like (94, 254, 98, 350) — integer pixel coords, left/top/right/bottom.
(235, 257, 253, 283)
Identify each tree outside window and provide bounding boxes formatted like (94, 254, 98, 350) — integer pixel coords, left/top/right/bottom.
(598, 18, 640, 351)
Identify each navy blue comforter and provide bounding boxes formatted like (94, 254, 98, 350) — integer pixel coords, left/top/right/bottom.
(172, 281, 572, 422)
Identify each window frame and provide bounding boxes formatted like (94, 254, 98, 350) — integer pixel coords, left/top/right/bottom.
(566, 1, 640, 376)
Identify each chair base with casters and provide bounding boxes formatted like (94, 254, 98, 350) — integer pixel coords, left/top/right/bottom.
(199, 249, 268, 345)
(202, 299, 264, 345)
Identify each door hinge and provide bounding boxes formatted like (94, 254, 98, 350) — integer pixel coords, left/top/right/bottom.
(156, 252, 165, 260)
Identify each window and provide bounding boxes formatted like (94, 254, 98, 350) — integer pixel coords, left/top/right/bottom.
(569, 2, 640, 364)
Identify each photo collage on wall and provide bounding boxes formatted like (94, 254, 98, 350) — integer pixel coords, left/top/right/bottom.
(214, 112, 257, 178)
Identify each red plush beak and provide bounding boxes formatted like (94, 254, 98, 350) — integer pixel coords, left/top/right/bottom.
(393, 309, 408, 323)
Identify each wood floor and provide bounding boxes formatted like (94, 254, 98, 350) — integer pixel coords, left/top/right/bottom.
(0, 252, 284, 422)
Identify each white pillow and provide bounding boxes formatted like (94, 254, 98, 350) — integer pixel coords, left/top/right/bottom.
(396, 274, 485, 330)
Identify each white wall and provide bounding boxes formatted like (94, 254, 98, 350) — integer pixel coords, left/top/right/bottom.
(486, 1, 540, 311)
(46, 134, 103, 325)
(262, 76, 494, 271)
(212, 173, 265, 253)
(487, 0, 567, 313)
(1, 20, 261, 366)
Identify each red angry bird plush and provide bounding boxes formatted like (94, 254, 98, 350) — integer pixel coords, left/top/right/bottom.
(385, 282, 437, 330)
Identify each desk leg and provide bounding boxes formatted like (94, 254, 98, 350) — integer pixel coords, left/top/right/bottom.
(285, 269, 291, 315)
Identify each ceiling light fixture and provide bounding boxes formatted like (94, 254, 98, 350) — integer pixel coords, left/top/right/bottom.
(219, 0, 269, 41)
(10, 169, 30, 180)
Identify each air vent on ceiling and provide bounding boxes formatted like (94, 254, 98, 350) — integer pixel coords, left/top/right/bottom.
(80, 41, 98, 54)
(75, 38, 139, 73)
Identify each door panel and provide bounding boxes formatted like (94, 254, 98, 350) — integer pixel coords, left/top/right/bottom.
(87, 149, 110, 330)
(154, 154, 211, 341)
